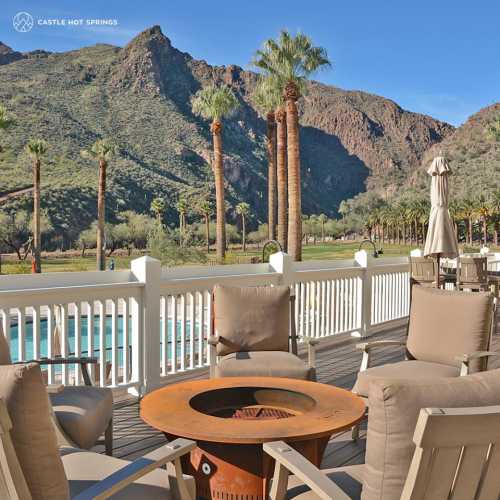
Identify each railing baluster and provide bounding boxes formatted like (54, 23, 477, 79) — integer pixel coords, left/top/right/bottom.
(99, 300, 106, 387)
(305, 282, 310, 338)
(87, 302, 95, 383)
(161, 296, 167, 376)
(17, 308, 25, 362)
(47, 307, 54, 383)
(206, 291, 212, 364)
(189, 292, 195, 370)
(122, 298, 129, 384)
(74, 303, 81, 385)
(60, 304, 69, 385)
(198, 292, 204, 367)
(171, 295, 177, 374)
(180, 294, 186, 371)
(111, 299, 118, 387)
(32, 305, 40, 361)
(299, 283, 305, 337)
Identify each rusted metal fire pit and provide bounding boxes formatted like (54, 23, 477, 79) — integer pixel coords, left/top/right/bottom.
(141, 377, 365, 500)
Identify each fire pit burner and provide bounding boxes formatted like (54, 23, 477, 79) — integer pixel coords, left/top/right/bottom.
(214, 405, 294, 420)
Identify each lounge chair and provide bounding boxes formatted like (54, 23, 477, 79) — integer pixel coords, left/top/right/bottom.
(208, 285, 318, 380)
(351, 286, 497, 439)
(0, 328, 113, 455)
(0, 363, 196, 499)
(264, 368, 500, 499)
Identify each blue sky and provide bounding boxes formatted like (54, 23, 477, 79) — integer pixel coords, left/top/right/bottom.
(1, 0, 499, 126)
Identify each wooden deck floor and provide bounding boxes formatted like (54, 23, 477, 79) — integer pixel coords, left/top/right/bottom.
(94, 317, 500, 471)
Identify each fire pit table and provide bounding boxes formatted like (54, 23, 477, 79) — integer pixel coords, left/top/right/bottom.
(141, 377, 365, 500)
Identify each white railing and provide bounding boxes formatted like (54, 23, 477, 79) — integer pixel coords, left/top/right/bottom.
(0, 251, 411, 394)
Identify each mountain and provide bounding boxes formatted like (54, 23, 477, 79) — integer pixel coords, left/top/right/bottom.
(415, 103, 500, 198)
(0, 26, 453, 240)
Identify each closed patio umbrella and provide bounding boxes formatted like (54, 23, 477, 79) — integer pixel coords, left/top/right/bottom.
(423, 156, 459, 287)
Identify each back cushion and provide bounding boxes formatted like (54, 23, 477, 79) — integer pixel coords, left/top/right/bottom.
(407, 286, 493, 370)
(362, 369, 500, 500)
(0, 325, 12, 364)
(214, 285, 290, 356)
(0, 364, 69, 499)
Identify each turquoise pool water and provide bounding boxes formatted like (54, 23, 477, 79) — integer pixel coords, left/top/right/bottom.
(8, 316, 201, 364)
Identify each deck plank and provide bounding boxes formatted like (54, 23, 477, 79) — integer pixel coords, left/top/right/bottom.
(95, 316, 500, 470)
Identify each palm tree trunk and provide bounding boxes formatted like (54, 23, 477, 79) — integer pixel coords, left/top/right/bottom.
(285, 85, 302, 261)
(276, 108, 287, 252)
(267, 112, 277, 241)
(212, 120, 226, 264)
(97, 159, 107, 271)
(468, 218, 473, 245)
(242, 215, 246, 252)
(483, 218, 488, 245)
(205, 215, 210, 253)
(494, 221, 499, 246)
(32, 159, 41, 273)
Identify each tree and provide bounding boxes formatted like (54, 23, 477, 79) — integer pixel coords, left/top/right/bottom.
(26, 139, 48, 273)
(77, 227, 96, 257)
(81, 139, 117, 271)
(253, 30, 331, 261)
(486, 117, 500, 142)
(0, 211, 52, 261)
(176, 198, 188, 247)
(0, 105, 13, 153)
(191, 85, 239, 263)
(475, 195, 491, 245)
(252, 76, 282, 241)
(489, 191, 500, 246)
(460, 199, 476, 245)
(150, 197, 166, 224)
(236, 202, 250, 252)
(198, 200, 213, 253)
(318, 213, 327, 242)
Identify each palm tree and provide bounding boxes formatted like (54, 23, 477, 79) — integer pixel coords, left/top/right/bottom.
(252, 77, 282, 241)
(81, 139, 117, 271)
(489, 191, 500, 246)
(460, 198, 476, 245)
(25, 139, 48, 273)
(192, 85, 239, 264)
(150, 197, 166, 224)
(253, 30, 331, 261)
(176, 198, 188, 246)
(275, 105, 288, 251)
(476, 195, 491, 245)
(236, 202, 250, 252)
(318, 214, 327, 242)
(198, 200, 213, 253)
(0, 105, 12, 153)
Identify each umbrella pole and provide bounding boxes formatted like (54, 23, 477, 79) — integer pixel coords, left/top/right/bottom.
(435, 254, 441, 289)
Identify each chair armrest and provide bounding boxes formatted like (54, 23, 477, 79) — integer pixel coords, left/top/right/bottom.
(264, 441, 350, 500)
(36, 356, 98, 365)
(356, 341, 406, 373)
(299, 336, 319, 369)
(456, 351, 500, 376)
(46, 384, 64, 394)
(208, 336, 219, 378)
(300, 336, 320, 346)
(73, 438, 196, 500)
(207, 336, 219, 346)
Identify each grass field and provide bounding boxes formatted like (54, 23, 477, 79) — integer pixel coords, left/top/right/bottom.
(0, 241, 492, 275)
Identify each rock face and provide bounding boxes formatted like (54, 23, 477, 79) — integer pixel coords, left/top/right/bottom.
(0, 26, 456, 236)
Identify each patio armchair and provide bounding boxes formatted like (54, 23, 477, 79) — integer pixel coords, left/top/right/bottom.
(208, 285, 318, 380)
(0, 363, 196, 500)
(264, 368, 500, 500)
(0, 329, 113, 456)
(351, 286, 497, 439)
(408, 256, 437, 287)
(457, 256, 489, 291)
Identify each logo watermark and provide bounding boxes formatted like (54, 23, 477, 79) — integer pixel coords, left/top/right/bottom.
(12, 11, 119, 33)
(13, 12, 34, 33)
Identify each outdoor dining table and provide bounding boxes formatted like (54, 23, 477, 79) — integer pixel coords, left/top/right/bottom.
(141, 376, 366, 500)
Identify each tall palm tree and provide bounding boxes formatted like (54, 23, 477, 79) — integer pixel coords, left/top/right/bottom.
(0, 105, 12, 153)
(176, 198, 188, 246)
(81, 139, 117, 271)
(460, 198, 476, 245)
(475, 195, 491, 245)
(252, 77, 282, 241)
(198, 200, 213, 253)
(489, 190, 500, 246)
(236, 202, 250, 252)
(253, 30, 331, 261)
(26, 139, 48, 273)
(318, 213, 327, 242)
(192, 85, 239, 264)
(150, 197, 166, 224)
(275, 105, 288, 251)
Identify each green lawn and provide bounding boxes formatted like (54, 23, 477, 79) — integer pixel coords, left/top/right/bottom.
(0, 241, 420, 275)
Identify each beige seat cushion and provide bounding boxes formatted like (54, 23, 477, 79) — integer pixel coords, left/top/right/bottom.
(0, 326, 12, 364)
(407, 286, 493, 372)
(352, 360, 460, 397)
(214, 285, 290, 356)
(215, 350, 313, 380)
(362, 368, 500, 500)
(0, 363, 70, 499)
(50, 385, 113, 449)
(61, 447, 195, 499)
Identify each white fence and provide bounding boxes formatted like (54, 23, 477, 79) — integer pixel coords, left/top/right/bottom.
(0, 250, 412, 394)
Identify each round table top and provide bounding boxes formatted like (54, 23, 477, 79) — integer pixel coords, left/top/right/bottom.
(140, 377, 366, 444)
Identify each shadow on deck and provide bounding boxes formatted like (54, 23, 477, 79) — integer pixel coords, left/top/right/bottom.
(94, 318, 500, 470)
